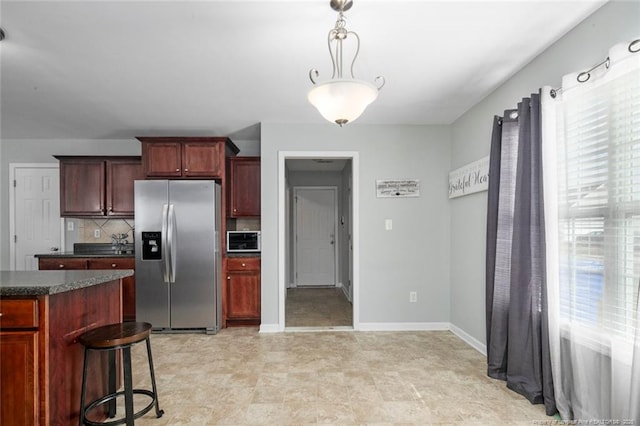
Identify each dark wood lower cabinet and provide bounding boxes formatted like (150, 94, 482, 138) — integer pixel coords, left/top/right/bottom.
(0, 280, 122, 425)
(0, 331, 38, 424)
(225, 257, 261, 327)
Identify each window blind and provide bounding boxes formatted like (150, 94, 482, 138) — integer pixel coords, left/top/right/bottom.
(555, 67, 640, 340)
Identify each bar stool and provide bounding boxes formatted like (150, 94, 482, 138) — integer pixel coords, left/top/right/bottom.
(78, 322, 164, 426)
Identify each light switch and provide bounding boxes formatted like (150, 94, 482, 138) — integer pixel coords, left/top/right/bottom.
(385, 219, 392, 231)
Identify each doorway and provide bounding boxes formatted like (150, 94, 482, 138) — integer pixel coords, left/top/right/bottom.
(293, 187, 338, 287)
(9, 163, 62, 270)
(278, 151, 359, 331)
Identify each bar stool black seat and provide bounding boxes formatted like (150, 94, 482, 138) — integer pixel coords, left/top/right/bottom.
(78, 322, 164, 426)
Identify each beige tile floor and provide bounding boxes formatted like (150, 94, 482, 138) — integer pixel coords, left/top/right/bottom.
(121, 327, 553, 425)
(285, 287, 353, 328)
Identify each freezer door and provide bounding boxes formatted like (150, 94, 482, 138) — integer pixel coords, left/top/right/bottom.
(168, 180, 218, 330)
(134, 180, 170, 328)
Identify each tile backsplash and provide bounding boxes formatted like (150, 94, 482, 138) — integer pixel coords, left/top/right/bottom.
(65, 218, 134, 250)
(232, 218, 261, 231)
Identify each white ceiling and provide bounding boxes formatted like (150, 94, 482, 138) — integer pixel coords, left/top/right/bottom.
(0, 0, 606, 141)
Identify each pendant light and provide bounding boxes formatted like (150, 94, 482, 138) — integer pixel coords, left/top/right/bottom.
(308, 0, 385, 127)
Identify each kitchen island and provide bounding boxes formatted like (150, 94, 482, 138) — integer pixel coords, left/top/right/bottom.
(0, 270, 133, 425)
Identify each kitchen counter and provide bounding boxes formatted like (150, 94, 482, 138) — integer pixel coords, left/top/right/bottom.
(0, 270, 124, 424)
(0, 269, 133, 296)
(35, 242, 134, 259)
(35, 251, 134, 258)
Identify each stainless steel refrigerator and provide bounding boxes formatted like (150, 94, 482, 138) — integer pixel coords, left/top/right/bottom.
(134, 180, 221, 334)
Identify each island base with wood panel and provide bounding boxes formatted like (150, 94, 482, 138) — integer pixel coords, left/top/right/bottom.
(0, 270, 133, 426)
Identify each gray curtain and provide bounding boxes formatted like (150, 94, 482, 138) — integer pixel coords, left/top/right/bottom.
(485, 92, 556, 415)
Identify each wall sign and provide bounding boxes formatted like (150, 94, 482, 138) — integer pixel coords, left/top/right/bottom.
(376, 179, 420, 198)
(448, 156, 490, 199)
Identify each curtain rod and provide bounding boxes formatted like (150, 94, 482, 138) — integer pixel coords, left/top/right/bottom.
(550, 38, 639, 98)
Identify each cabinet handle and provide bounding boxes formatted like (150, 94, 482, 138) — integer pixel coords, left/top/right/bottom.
(111, 263, 117, 268)
(242, 263, 246, 267)
(175, 168, 180, 172)
(184, 168, 189, 172)
(59, 264, 65, 268)
(0, 312, 3, 317)
(227, 276, 230, 280)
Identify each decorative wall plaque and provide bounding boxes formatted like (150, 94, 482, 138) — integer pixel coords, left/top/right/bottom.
(448, 156, 489, 199)
(376, 179, 420, 198)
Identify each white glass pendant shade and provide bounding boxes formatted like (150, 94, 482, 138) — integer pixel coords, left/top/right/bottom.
(308, 79, 378, 126)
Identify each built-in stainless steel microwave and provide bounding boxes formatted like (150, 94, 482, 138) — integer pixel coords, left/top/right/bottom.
(227, 231, 261, 253)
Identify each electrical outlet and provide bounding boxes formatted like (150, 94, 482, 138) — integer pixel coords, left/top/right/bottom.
(410, 291, 417, 303)
(385, 219, 393, 231)
(94, 229, 101, 238)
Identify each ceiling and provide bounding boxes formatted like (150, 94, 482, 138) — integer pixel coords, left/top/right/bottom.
(0, 0, 606, 141)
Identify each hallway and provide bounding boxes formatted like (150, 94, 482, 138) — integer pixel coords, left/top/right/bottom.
(285, 287, 352, 328)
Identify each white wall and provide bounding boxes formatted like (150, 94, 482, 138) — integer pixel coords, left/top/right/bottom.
(449, 0, 640, 345)
(0, 138, 140, 269)
(261, 123, 451, 329)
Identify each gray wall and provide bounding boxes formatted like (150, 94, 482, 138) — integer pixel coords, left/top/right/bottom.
(449, 0, 640, 345)
(0, 138, 140, 269)
(261, 123, 451, 328)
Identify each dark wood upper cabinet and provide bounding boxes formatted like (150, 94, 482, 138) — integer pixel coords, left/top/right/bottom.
(228, 157, 260, 217)
(58, 158, 106, 216)
(140, 142, 182, 177)
(55, 156, 142, 218)
(107, 159, 145, 216)
(138, 137, 239, 179)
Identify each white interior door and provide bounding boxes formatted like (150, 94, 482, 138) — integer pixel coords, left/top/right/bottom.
(10, 164, 61, 270)
(294, 187, 337, 287)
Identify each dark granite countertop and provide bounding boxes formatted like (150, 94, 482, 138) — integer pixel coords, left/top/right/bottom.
(35, 243, 134, 259)
(35, 252, 134, 259)
(0, 270, 134, 296)
(226, 253, 261, 258)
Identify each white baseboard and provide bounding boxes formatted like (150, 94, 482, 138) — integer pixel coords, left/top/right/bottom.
(262, 320, 486, 356)
(340, 284, 351, 301)
(259, 323, 282, 333)
(450, 323, 487, 355)
(356, 322, 450, 331)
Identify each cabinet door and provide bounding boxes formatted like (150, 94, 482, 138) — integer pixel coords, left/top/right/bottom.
(59, 159, 105, 216)
(229, 158, 260, 217)
(0, 331, 39, 426)
(38, 258, 88, 270)
(106, 159, 144, 216)
(226, 271, 261, 319)
(88, 258, 135, 322)
(226, 258, 260, 321)
(142, 142, 182, 177)
(182, 142, 224, 178)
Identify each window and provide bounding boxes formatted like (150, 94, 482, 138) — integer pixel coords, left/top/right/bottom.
(556, 67, 640, 341)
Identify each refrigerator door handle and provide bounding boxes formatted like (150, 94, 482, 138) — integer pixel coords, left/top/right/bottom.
(161, 204, 170, 284)
(168, 204, 177, 284)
